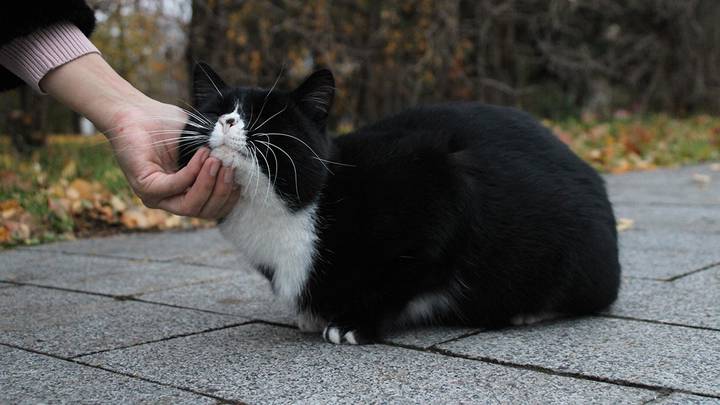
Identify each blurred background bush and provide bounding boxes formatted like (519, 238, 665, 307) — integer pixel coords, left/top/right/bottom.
(2, 0, 719, 245)
(5, 0, 720, 135)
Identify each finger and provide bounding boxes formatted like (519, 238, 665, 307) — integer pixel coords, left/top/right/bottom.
(198, 166, 235, 219)
(141, 148, 209, 200)
(156, 157, 220, 216)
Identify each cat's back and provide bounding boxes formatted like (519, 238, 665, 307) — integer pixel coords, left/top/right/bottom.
(335, 102, 599, 183)
(337, 102, 571, 160)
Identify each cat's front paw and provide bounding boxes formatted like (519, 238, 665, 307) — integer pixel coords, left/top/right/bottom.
(322, 324, 371, 345)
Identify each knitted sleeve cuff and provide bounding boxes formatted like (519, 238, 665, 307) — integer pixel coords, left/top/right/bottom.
(0, 22, 99, 93)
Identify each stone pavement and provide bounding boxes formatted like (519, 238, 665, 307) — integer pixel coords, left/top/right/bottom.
(1, 163, 719, 404)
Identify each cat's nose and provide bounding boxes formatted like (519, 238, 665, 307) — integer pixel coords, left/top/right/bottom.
(225, 117, 236, 126)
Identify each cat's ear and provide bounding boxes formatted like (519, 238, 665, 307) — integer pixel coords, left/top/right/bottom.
(292, 69, 335, 124)
(192, 62, 227, 105)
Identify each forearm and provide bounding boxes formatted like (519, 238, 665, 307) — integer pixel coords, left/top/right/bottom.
(40, 52, 150, 133)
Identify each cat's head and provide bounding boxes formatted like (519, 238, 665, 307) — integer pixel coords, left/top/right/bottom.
(179, 62, 335, 210)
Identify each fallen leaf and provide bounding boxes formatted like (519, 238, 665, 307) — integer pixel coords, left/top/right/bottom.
(110, 195, 127, 212)
(163, 215, 182, 229)
(120, 208, 149, 229)
(4, 220, 31, 240)
(48, 197, 71, 218)
(0, 226, 10, 243)
(144, 209, 169, 228)
(692, 173, 711, 188)
(1, 199, 23, 220)
(616, 218, 634, 232)
(67, 179, 94, 200)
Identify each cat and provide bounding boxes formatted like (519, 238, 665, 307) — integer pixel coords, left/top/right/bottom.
(178, 62, 621, 345)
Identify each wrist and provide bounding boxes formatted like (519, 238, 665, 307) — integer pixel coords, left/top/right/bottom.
(41, 53, 152, 133)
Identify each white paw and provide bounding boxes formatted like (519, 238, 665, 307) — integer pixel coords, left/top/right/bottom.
(343, 330, 359, 345)
(322, 326, 361, 345)
(297, 312, 326, 333)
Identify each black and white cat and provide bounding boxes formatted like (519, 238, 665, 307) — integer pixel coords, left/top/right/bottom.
(179, 62, 621, 345)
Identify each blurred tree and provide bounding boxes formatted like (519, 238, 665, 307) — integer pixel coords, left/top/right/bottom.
(186, 0, 720, 128)
(7, 87, 48, 153)
(2, 0, 720, 140)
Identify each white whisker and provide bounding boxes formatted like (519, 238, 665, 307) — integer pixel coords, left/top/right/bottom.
(176, 100, 213, 126)
(253, 131, 332, 174)
(144, 129, 204, 136)
(196, 62, 223, 98)
(251, 105, 287, 133)
(313, 157, 356, 167)
(260, 134, 279, 190)
(252, 142, 273, 202)
(255, 139, 300, 200)
(250, 66, 284, 130)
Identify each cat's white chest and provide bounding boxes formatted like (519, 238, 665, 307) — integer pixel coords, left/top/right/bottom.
(210, 145, 318, 306)
(218, 190, 318, 306)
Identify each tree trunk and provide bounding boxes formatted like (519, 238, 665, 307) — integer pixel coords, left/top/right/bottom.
(9, 86, 48, 153)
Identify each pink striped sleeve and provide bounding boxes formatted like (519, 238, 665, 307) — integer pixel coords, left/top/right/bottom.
(0, 23, 99, 93)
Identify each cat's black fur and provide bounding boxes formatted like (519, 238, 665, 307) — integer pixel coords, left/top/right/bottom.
(180, 63, 621, 343)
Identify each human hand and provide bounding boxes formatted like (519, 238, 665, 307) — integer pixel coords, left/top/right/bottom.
(41, 53, 241, 219)
(105, 100, 242, 218)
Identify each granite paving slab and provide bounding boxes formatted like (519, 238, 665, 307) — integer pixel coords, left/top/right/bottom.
(613, 204, 720, 234)
(0, 286, 244, 357)
(605, 163, 720, 206)
(0, 249, 237, 296)
(82, 323, 660, 404)
(608, 267, 720, 330)
(138, 269, 296, 324)
(437, 317, 720, 396)
(0, 345, 215, 404)
(29, 228, 234, 264)
(619, 229, 720, 280)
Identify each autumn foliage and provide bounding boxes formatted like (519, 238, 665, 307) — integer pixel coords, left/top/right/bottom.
(0, 136, 209, 247)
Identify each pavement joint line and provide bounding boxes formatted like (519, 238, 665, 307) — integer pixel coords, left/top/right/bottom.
(0, 279, 246, 318)
(385, 341, 720, 400)
(70, 320, 258, 360)
(597, 313, 720, 332)
(0, 341, 245, 404)
(245, 319, 297, 329)
(17, 247, 237, 271)
(624, 275, 677, 282)
(664, 261, 720, 282)
(412, 329, 485, 348)
(129, 274, 240, 297)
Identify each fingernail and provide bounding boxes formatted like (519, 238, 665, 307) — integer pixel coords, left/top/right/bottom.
(224, 167, 234, 184)
(209, 159, 220, 177)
